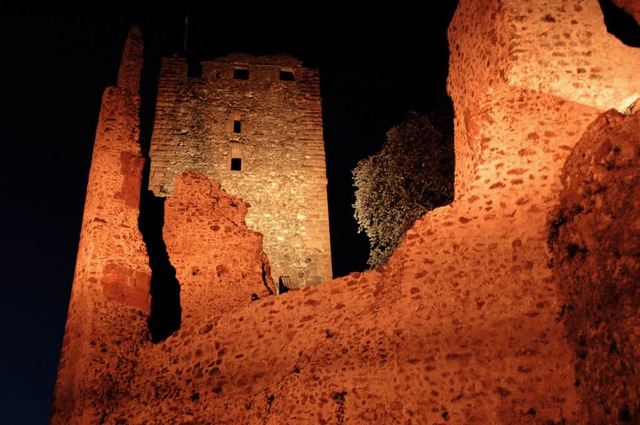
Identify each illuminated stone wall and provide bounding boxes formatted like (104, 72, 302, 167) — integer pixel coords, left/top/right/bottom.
(148, 54, 332, 289)
(49, 26, 151, 425)
(503, 0, 640, 112)
(163, 171, 275, 329)
(447, 0, 640, 198)
(51, 2, 640, 423)
(436, 0, 640, 421)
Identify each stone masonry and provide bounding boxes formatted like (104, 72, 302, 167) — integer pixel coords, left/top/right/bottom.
(148, 54, 332, 289)
(50, 2, 640, 423)
(549, 109, 640, 423)
(163, 171, 276, 329)
(49, 26, 151, 425)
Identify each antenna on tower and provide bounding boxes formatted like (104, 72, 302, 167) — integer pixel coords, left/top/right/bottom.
(183, 4, 190, 54)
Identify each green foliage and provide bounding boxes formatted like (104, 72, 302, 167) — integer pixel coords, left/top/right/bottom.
(352, 111, 454, 268)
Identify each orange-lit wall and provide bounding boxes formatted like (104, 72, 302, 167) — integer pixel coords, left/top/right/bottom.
(50, 27, 151, 425)
(50, 2, 640, 423)
(163, 171, 274, 329)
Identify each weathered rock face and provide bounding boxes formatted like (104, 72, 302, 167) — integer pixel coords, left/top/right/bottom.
(447, 0, 640, 199)
(549, 109, 640, 423)
(163, 171, 274, 329)
(49, 26, 151, 425)
(51, 1, 640, 424)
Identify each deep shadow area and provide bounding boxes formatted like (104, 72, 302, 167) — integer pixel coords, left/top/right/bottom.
(137, 33, 181, 342)
(599, 0, 640, 46)
(139, 178, 182, 342)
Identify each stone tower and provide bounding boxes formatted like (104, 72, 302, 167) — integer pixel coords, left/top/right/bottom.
(147, 53, 333, 289)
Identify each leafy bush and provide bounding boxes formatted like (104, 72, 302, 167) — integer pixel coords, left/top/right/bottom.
(352, 111, 454, 268)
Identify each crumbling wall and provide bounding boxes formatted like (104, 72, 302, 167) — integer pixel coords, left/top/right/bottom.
(447, 0, 640, 199)
(50, 26, 151, 425)
(103, 2, 639, 423)
(549, 109, 640, 423)
(445, 0, 513, 198)
(504, 0, 640, 112)
(163, 171, 274, 328)
(148, 54, 332, 289)
(51, 1, 640, 423)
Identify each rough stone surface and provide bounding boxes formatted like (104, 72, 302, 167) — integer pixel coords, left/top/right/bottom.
(49, 26, 151, 425)
(148, 54, 332, 289)
(549, 109, 640, 424)
(51, 2, 640, 424)
(502, 0, 640, 113)
(163, 171, 275, 329)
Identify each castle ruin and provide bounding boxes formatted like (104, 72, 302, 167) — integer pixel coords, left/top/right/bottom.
(50, 2, 640, 423)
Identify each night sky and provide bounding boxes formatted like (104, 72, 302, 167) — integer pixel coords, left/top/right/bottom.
(0, 3, 458, 424)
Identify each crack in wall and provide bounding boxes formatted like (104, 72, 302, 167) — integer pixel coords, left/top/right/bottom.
(137, 48, 181, 343)
(139, 165, 181, 343)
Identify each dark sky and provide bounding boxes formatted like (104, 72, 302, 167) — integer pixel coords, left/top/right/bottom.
(0, 3, 458, 424)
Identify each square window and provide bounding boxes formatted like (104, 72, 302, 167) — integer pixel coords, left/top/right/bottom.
(229, 141, 242, 171)
(233, 68, 249, 80)
(233, 120, 241, 133)
(279, 70, 295, 81)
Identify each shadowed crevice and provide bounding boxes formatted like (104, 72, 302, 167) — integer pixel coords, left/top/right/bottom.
(135, 30, 181, 342)
(139, 180, 181, 343)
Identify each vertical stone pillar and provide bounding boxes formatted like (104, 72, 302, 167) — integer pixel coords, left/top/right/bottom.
(50, 26, 150, 425)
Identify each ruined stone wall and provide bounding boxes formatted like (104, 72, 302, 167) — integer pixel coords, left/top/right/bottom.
(163, 172, 275, 329)
(447, 0, 640, 198)
(96, 2, 638, 423)
(50, 27, 151, 425)
(51, 2, 640, 423)
(148, 54, 332, 289)
(503, 0, 640, 112)
(436, 0, 640, 421)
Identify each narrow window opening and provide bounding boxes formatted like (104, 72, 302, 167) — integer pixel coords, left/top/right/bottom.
(231, 157, 242, 171)
(229, 141, 242, 171)
(279, 70, 295, 81)
(233, 68, 249, 80)
(233, 120, 241, 133)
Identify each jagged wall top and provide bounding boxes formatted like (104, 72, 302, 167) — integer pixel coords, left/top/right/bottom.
(117, 25, 144, 96)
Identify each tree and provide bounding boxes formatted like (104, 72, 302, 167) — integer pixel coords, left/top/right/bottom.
(352, 111, 454, 268)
